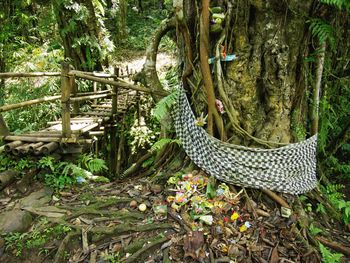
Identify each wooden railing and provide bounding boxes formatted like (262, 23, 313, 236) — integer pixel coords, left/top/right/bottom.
(0, 63, 168, 140)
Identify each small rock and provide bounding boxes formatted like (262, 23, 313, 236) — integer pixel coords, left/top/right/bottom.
(0, 209, 33, 233)
(150, 184, 163, 194)
(18, 188, 53, 208)
(130, 200, 138, 208)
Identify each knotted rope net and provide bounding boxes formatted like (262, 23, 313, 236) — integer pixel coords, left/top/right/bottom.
(173, 88, 317, 195)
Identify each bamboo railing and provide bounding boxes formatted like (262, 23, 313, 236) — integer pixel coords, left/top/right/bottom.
(0, 63, 163, 145)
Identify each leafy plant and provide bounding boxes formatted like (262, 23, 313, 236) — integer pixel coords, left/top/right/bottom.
(78, 154, 108, 173)
(4, 222, 72, 257)
(320, 0, 350, 11)
(152, 90, 178, 122)
(151, 138, 181, 152)
(309, 223, 323, 235)
(321, 184, 350, 224)
(319, 243, 343, 263)
(309, 18, 336, 49)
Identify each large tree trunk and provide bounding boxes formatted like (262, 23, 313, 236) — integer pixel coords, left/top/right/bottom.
(179, 0, 314, 146)
(53, 0, 104, 71)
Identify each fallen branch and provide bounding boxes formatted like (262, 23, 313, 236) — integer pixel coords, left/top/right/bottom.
(262, 189, 290, 208)
(316, 236, 350, 256)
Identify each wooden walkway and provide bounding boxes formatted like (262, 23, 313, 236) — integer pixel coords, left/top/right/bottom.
(0, 63, 166, 159)
(1, 92, 135, 155)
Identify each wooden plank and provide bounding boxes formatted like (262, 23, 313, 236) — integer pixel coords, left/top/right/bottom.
(91, 105, 112, 109)
(79, 123, 99, 134)
(84, 112, 112, 117)
(47, 118, 102, 125)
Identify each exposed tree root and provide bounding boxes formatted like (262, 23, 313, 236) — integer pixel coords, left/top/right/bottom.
(124, 234, 169, 263)
(53, 231, 80, 263)
(315, 236, 350, 256)
(262, 189, 291, 208)
(89, 222, 173, 243)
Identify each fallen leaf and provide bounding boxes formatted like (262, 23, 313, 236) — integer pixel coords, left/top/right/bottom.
(270, 245, 279, 263)
(183, 231, 205, 260)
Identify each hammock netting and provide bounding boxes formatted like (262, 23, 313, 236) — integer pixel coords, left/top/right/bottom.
(173, 88, 317, 195)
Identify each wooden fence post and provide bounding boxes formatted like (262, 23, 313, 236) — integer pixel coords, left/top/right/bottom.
(109, 67, 119, 176)
(71, 74, 79, 115)
(61, 62, 72, 138)
(0, 115, 9, 136)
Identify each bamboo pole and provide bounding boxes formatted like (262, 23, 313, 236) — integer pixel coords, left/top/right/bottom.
(0, 115, 9, 136)
(69, 70, 129, 79)
(34, 142, 59, 155)
(0, 95, 61, 113)
(91, 105, 112, 109)
(0, 72, 60, 78)
(28, 142, 44, 153)
(71, 74, 79, 114)
(93, 82, 98, 105)
(61, 63, 72, 138)
(311, 42, 326, 135)
(109, 67, 119, 176)
(70, 71, 169, 97)
(0, 135, 92, 144)
(4, 141, 24, 152)
(70, 93, 112, 102)
(0, 92, 112, 113)
(78, 89, 111, 96)
(12, 143, 31, 155)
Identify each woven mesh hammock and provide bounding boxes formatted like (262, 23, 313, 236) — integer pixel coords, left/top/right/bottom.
(173, 88, 317, 195)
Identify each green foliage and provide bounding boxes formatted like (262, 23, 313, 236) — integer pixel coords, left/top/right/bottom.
(152, 90, 178, 122)
(78, 153, 108, 173)
(0, 155, 17, 172)
(125, 9, 169, 50)
(4, 220, 71, 257)
(309, 223, 323, 235)
(316, 203, 327, 214)
(151, 138, 181, 152)
(319, 243, 343, 263)
(321, 184, 350, 224)
(2, 44, 62, 132)
(320, 0, 350, 11)
(101, 252, 122, 263)
(38, 154, 108, 191)
(309, 19, 336, 49)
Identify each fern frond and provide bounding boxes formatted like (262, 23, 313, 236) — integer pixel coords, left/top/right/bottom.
(320, 0, 350, 12)
(309, 19, 336, 49)
(152, 90, 178, 122)
(151, 138, 181, 152)
(87, 158, 108, 173)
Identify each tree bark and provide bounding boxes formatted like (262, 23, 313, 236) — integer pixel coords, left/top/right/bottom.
(180, 0, 313, 145)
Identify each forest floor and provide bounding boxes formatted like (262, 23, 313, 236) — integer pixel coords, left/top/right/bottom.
(0, 168, 350, 263)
